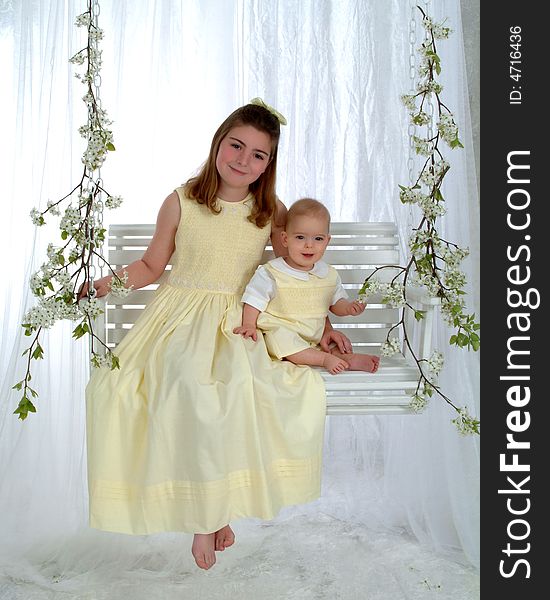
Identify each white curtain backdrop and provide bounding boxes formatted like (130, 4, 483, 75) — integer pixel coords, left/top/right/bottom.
(0, 0, 479, 596)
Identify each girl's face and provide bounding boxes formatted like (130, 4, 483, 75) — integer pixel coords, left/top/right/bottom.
(281, 214, 331, 271)
(215, 125, 272, 200)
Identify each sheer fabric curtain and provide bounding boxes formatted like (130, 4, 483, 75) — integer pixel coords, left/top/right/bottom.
(239, 0, 479, 568)
(0, 0, 479, 580)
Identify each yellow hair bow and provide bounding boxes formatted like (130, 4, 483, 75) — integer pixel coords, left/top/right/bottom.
(249, 97, 287, 126)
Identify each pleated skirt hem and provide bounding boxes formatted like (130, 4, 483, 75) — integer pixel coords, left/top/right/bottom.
(89, 453, 322, 535)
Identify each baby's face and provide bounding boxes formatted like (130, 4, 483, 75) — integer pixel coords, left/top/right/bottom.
(282, 214, 331, 271)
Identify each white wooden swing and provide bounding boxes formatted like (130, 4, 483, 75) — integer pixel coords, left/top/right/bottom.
(99, 221, 439, 415)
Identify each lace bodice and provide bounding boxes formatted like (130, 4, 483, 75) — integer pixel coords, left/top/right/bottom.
(168, 188, 271, 294)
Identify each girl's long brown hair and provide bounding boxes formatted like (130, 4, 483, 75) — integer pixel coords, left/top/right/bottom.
(184, 103, 281, 228)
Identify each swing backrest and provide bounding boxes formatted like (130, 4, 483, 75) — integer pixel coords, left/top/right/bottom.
(102, 222, 402, 351)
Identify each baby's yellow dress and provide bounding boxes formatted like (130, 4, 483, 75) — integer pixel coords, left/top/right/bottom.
(256, 260, 341, 359)
(86, 188, 326, 534)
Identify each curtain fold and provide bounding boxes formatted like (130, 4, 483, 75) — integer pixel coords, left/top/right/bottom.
(0, 0, 479, 583)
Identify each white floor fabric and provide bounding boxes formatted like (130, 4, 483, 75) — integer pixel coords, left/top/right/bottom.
(0, 514, 479, 600)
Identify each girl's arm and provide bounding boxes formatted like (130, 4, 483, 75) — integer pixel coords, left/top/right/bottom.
(270, 198, 288, 257)
(329, 298, 366, 317)
(78, 191, 180, 299)
(233, 304, 261, 341)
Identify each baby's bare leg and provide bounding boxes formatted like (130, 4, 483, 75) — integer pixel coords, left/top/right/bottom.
(286, 348, 349, 375)
(329, 349, 380, 373)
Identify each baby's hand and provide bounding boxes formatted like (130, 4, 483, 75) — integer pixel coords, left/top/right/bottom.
(233, 325, 258, 341)
(348, 300, 366, 316)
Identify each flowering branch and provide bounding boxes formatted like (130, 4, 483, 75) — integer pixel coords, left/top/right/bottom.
(359, 7, 480, 435)
(13, 1, 130, 420)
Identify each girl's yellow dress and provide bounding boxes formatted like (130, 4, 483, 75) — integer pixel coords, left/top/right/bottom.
(86, 188, 326, 534)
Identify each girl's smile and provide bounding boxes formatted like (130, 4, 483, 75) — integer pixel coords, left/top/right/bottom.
(216, 125, 272, 201)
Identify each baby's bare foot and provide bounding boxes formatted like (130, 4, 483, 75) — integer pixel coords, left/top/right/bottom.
(215, 525, 235, 551)
(192, 533, 216, 569)
(331, 350, 380, 373)
(323, 353, 349, 374)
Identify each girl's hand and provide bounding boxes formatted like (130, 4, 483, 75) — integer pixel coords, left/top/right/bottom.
(319, 328, 352, 354)
(233, 325, 258, 342)
(347, 300, 366, 316)
(77, 276, 112, 301)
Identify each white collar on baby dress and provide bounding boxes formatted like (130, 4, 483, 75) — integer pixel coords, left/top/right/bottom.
(269, 256, 329, 280)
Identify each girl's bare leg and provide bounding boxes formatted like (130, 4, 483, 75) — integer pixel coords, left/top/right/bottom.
(285, 348, 349, 374)
(330, 348, 380, 372)
(215, 524, 235, 551)
(192, 533, 216, 569)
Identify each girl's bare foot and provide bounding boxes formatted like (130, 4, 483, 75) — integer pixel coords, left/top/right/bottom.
(331, 349, 380, 373)
(323, 353, 349, 374)
(192, 533, 216, 569)
(215, 525, 235, 551)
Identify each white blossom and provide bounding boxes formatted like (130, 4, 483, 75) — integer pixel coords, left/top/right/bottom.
(60, 206, 82, 235)
(400, 94, 417, 111)
(411, 111, 430, 126)
(413, 136, 434, 157)
(46, 200, 61, 216)
(426, 350, 444, 377)
(105, 195, 123, 209)
(418, 195, 446, 220)
(399, 186, 427, 205)
(69, 51, 86, 66)
(422, 17, 452, 40)
(91, 354, 112, 368)
(381, 337, 401, 357)
(75, 12, 91, 27)
(409, 393, 428, 413)
(438, 113, 459, 145)
(30, 208, 45, 226)
(417, 80, 443, 95)
(109, 271, 133, 298)
(78, 297, 103, 320)
(451, 407, 479, 435)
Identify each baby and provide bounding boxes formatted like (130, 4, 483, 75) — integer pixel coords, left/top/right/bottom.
(233, 198, 380, 374)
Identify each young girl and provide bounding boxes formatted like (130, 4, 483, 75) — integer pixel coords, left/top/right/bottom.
(233, 198, 380, 374)
(83, 100, 351, 571)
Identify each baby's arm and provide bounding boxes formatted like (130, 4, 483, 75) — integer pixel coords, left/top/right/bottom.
(330, 298, 366, 316)
(233, 264, 275, 342)
(233, 304, 261, 341)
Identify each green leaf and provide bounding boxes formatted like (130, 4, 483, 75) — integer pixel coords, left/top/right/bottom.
(106, 142, 116, 151)
(72, 323, 86, 339)
(13, 396, 37, 420)
(414, 310, 426, 321)
(32, 343, 44, 360)
(449, 335, 457, 345)
(111, 355, 120, 370)
(457, 333, 469, 347)
(12, 381, 24, 391)
(61, 231, 68, 240)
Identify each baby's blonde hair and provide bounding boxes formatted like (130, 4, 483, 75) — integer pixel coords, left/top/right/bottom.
(286, 198, 331, 230)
